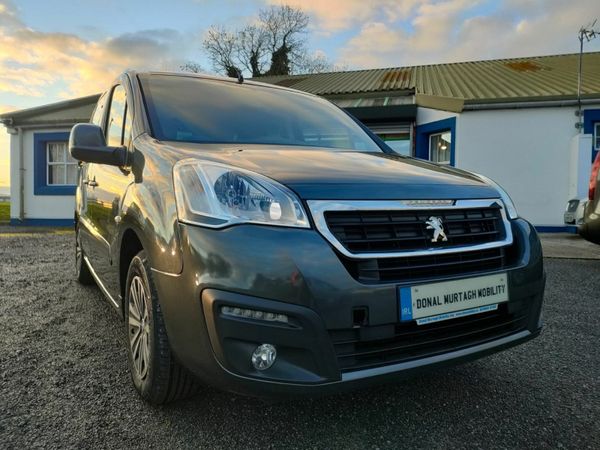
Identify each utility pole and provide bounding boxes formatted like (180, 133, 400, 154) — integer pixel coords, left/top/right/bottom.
(576, 20, 599, 131)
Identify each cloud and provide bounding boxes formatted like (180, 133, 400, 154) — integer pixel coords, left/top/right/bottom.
(339, 0, 600, 69)
(0, 2, 192, 100)
(0, 104, 11, 187)
(0, 1, 198, 187)
(266, 0, 422, 32)
(0, 158, 8, 186)
(0, 0, 21, 30)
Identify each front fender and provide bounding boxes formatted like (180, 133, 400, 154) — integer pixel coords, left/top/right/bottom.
(117, 144, 183, 275)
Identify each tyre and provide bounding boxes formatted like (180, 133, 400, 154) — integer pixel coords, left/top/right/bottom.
(125, 250, 199, 404)
(75, 226, 95, 286)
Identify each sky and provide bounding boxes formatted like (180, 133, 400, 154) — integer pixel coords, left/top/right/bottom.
(0, 0, 599, 187)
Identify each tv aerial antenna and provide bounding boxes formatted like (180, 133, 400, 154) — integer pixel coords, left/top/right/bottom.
(576, 19, 599, 130)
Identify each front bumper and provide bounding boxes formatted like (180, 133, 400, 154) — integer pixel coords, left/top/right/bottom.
(151, 218, 545, 397)
(579, 202, 600, 244)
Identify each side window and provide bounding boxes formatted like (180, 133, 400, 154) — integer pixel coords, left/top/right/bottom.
(123, 103, 133, 146)
(90, 92, 108, 127)
(107, 85, 127, 147)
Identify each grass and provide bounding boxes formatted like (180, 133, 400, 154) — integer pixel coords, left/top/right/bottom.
(0, 202, 9, 224)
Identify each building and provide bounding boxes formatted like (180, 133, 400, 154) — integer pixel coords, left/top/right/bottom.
(0, 95, 99, 225)
(257, 52, 600, 231)
(1, 52, 599, 229)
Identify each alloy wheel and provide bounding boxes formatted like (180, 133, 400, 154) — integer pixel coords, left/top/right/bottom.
(128, 275, 151, 380)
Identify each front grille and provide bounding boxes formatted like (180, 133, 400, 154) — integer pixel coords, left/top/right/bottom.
(343, 247, 509, 283)
(330, 302, 529, 373)
(324, 206, 504, 253)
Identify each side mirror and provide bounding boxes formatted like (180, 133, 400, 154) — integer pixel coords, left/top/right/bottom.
(69, 123, 127, 166)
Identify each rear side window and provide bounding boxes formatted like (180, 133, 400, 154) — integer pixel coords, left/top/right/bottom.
(139, 75, 381, 152)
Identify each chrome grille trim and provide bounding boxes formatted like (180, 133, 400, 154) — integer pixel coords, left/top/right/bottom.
(307, 199, 513, 259)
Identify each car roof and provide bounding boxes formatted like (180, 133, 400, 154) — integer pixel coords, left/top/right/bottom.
(128, 70, 314, 97)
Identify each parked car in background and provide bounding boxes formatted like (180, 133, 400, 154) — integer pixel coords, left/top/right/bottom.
(564, 198, 587, 228)
(70, 71, 546, 404)
(580, 151, 600, 245)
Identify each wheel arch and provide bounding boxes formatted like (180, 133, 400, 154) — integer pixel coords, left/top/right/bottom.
(119, 227, 145, 313)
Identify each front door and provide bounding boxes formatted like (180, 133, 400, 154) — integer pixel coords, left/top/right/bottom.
(86, 84, 133, 300)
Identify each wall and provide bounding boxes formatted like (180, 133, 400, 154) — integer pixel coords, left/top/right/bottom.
(416, 107, 458, 125)
(9, 130, 19, 219)
(569, 134, 593, 199)
(10, 127, 75, 223)
(454, 105, 599, 227)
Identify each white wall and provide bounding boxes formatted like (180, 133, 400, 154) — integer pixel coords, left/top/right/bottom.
(10, 127, 75, 221)
(416, 107, 458, 125)
(569, 134, 593, 199)
(9, 130, 20, 220)
(454, 105, 599, 227)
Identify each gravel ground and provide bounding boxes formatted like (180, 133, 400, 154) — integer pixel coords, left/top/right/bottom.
(1, 230, 599, 449)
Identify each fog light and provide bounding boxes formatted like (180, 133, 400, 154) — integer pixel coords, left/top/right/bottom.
(251, 344, 277, 370)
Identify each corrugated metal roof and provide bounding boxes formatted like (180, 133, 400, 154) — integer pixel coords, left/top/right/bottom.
(255, 52, 600, 103)
(0, 94, 100, 125)
(267, 68, 414, 96)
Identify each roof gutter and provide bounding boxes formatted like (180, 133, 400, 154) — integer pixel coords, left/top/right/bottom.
(463, 98, 600, 111)
(1, 119, 89, 129)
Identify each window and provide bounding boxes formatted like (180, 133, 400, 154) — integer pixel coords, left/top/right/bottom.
(429, 131, 451, 164)
(372, 127, 412, 156)
(357, 97, 386, 107)
(47, 142, 77, 185)
(595, 122, 600, 150)
(107, 85, 127, 147)
(139, 74, 381, 152)
(91, 92, 108, 127)
(381, 133, 411, 156)
(415, 117, 455, 164)
(33, 131, 74, 195)
(330, 98, 359, 108)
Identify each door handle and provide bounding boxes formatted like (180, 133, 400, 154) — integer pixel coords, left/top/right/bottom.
(84, 178, 98, 187)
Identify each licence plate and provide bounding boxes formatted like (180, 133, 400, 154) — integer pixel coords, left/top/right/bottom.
(399, 273, 508, 325)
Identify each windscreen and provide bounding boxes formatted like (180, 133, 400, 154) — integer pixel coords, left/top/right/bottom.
(139, 74, 382, 152)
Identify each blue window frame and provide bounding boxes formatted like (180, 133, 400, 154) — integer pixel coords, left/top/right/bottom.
(583, 109, 600, 162)
(415, 117, 456, 166)
(33, 131, 76, 195)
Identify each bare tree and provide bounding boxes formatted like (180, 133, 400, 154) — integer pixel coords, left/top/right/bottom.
(179, 61, 205, 73)
(294, 52, 345, 74)
(202, 4, 332, 78)
(237, 25, 268, 78)
(259, 5, 309, 76)
(203, 26, 241, 78)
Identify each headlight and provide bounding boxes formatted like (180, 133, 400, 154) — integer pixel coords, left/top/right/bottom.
(473, 173, 518, 219)
(173, 159, 309, 228)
